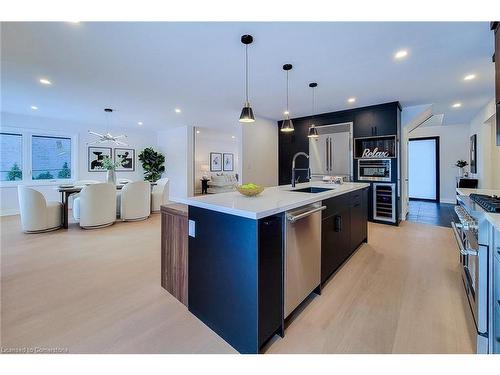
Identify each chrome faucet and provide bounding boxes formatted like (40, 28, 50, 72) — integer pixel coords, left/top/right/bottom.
(291, 152, 310, 188)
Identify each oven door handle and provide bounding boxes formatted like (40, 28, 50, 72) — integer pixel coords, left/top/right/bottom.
(451, 222, 479, 256)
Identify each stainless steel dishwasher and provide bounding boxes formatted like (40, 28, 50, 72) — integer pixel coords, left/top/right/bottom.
(284, 202, 324, 318)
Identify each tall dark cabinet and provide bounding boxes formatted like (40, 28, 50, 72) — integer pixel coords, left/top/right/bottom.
(277, 101, 401, 225)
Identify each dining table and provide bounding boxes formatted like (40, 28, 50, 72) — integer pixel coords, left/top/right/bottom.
(57, 182, 156, 229)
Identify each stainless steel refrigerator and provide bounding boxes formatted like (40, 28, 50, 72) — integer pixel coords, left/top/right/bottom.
(308, 123, 353, 181)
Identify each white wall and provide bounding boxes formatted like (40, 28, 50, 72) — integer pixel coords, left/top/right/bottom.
(400, 104, 433, 219)
(193, 127, 240, 194)
(240, 117, 278, 187)
(468, 98, 499, 189)
(408, 123, 470, 203)
(0, 111, 158, 215)
(157, 126, 194, 200)
(489, 115, 500, 189)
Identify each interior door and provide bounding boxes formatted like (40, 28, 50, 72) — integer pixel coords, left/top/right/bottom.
(408, 137, 439, 201)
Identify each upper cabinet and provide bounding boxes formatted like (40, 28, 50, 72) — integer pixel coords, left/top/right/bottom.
(353, 107, 397, 138)
(353, 111, 373, 138)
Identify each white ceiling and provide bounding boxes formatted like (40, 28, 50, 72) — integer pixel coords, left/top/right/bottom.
(0, 22, 495, 131)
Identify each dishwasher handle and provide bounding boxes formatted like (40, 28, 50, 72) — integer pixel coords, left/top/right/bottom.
(287, 205, 326, 223)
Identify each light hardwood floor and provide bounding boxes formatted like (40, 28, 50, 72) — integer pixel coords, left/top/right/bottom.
(0, 214, 474, 354)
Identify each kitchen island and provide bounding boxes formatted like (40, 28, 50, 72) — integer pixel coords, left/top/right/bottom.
(176, 181, 369, 353)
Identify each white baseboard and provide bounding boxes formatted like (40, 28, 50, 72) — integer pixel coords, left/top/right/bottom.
(0, 209, 19, 216)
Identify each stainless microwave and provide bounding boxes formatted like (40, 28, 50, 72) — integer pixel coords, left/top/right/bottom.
(358, 159, 391, 182)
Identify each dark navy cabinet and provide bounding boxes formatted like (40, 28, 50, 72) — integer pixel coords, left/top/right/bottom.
(350, 188, 368, 250)
(258, 215, 283, 347)
(353, 108, 397, 138)
(321, 188, 368, 284)
(321, 195, 351, 284)
(188, 207, 283, 354)
(353, 111, 374, 138)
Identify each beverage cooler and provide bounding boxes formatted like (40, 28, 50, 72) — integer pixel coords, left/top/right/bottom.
(372, 183, 396, 223)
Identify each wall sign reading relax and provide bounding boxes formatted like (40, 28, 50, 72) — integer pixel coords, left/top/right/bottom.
(354, 135, 396, 159)
(361, 148, 390, 158)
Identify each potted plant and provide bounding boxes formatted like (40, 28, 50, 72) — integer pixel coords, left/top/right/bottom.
(101, 156, 123, 185)
(455, 159, 468, 178)
(138, 147, 165, 182)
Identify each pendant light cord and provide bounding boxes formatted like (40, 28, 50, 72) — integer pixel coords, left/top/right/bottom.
(286, 71, 289, 114)
(245, 44, 249, 104)
(312, 87, 315, 114)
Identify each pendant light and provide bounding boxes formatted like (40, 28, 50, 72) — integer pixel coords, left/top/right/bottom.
(280, 64, 294, 132)
(239, 34, 255, 123)
(307, 82, 319, 138)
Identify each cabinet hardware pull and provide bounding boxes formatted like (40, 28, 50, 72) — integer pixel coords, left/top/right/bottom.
(334, 215, 342, 232)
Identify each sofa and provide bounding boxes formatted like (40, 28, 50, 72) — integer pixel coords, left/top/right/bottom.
(207, 173, 238, 194)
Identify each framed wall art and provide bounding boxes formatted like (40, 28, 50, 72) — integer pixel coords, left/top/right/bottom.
(210, 152, 222, 172)
(223, 153, 234, 171)
(114, 148, 135, 172)
(88, 146, 112, 172)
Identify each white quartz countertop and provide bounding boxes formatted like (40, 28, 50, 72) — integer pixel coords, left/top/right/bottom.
(456, 188, 500, 197)
(456, 188, 500, 230)
(174, 181, 370, 219)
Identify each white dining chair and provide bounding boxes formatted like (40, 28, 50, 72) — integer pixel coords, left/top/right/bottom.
(74, 180, 100, 186)
(70, 180, 100, 207)
(72, 183, 116, 229)
(151, 178, 169, 212)
(118, 178, 133, 184)
(17, 186, 62, 233)
(116, 181, 151, 221)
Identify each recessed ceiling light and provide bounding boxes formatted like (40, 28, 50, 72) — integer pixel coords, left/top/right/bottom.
(30, 105, 38, 110)
(39, 78, 52, 85)
(452, 102, 462, 108)
(394, 50, 408, 59)
(196, 130, 200, 134)
(464, 74, 476, 81)
(347, 97, 356, 103)
(175, 108, 181, 113)
(138, 122, 143, 125)
(231, 135, 236, 139)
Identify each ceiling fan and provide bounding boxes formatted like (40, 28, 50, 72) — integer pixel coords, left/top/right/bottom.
(87, 108, 128, 146)
(87, 131, 128, 146)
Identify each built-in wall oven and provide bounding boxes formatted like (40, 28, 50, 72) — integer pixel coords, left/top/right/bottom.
(358, 159, 391, 182)
(451, 200, 489, 353)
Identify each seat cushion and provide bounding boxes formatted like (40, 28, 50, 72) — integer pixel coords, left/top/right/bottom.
(116, 192, 122, 217)
(72, 197, 80, 220)
(46, 201, 63, 229)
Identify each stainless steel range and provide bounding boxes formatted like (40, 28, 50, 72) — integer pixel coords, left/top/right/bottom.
(452, 194, 498, 353)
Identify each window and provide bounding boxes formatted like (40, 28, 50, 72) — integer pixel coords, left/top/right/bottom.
(31, 135, 72, 180)
(0, 128, 77, 185)
(0, 133, 23, 181)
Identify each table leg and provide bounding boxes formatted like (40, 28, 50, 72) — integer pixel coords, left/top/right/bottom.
(62, 192, 69, 229)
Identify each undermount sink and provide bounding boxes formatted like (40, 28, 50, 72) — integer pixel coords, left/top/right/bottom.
(289, 187, 334, 193)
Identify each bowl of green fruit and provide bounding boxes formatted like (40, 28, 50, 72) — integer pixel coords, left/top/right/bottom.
(236, 183, 265, 197)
